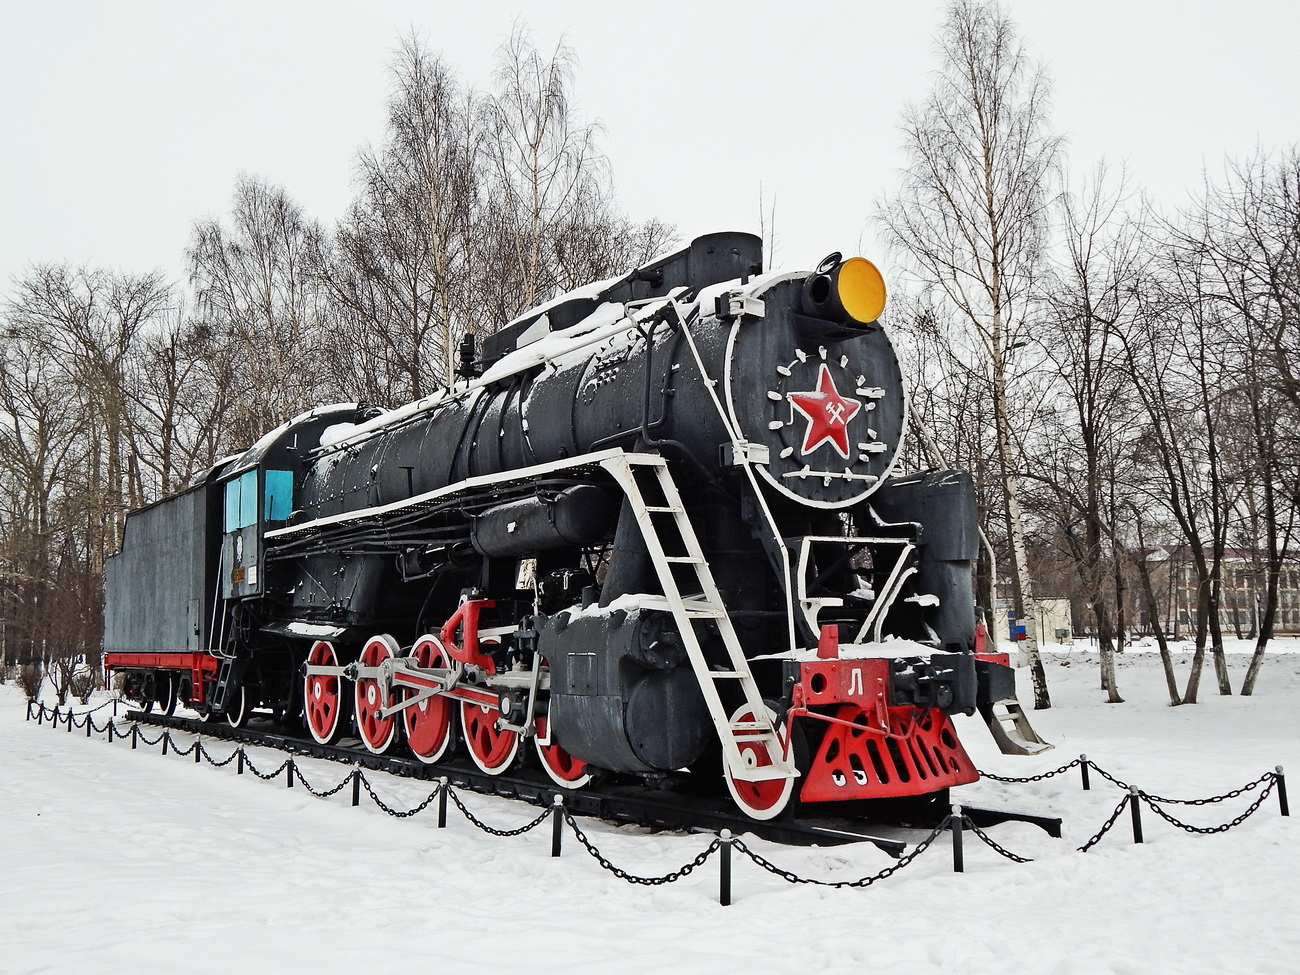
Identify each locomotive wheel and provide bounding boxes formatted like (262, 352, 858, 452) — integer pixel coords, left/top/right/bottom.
(158, 674, 178, 717)
(305, 641, 348, 745)
(723, 703, 801, 821)
(532, 656, 591, 788)
(355, 635, 400, 754)
(226, 684, 250, 729)
(460, 701, 519, 775)
(534, 714, 592, 789)
(402, 635, 454, 764)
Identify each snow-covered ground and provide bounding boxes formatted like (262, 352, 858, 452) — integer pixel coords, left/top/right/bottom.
(3, 642, 1298, 975)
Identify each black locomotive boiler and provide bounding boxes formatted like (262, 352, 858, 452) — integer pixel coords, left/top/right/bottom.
(104, 232, 1045, 820)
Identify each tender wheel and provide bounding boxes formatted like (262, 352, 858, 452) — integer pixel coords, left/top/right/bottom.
(226, 684, 250, 729)
(534, 713, 592, 789)
(460, 700, 519, 775)
(356, 635, 400, 754)
(402, 635, 454, 764)
(305, 640, 348, 745)
(158, 673, 178, 717)
(723, 703, 799, 821)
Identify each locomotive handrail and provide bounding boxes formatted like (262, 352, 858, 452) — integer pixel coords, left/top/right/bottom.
(672, 297, 801, 655)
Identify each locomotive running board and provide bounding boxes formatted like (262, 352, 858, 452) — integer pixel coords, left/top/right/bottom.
(979, 700, 1053, 756)
(599, 452, 797, 785)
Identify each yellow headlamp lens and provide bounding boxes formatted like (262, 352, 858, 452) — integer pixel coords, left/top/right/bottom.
(836, 257, 887, 323)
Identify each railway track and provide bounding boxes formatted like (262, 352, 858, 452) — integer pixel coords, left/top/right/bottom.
(128, 711, 1061, 852)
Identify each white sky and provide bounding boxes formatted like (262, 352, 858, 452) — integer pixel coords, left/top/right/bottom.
(2, 0, 1297, 297)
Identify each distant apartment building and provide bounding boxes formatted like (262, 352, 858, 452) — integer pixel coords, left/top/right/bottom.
(1144, 546, 1300, 639)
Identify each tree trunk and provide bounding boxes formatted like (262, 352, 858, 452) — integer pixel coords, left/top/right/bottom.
(994, 366, 1050, 708)
(1132, 546, 1181, 705)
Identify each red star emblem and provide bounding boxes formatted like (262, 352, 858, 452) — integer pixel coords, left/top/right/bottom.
(788, 364, 862, 458)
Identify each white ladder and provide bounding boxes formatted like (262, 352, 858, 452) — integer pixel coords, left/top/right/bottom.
(600, 452, 797, 784)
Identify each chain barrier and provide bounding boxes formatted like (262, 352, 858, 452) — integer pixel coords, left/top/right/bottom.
(241, 753, 292, 781)
(731, 819, 950, 888)
(22, 700, 1291, 896)
(165, 733, 198, 757)
(962, 817, 1035, 863)
(1139, 779, 1278, 835)
(354, 772, 443, 818)
(131, 727, 168, 747)
(198, 743, 242, 769)
(562, 809, 721, 885)
(32, 699, 119, 720)
(448, 786, 550, 835)
(1084, 762, 1274, 806)
(1078, 794, 1134, 852)
(289, 763, 353, 799)
(977, 758, 1083, 784)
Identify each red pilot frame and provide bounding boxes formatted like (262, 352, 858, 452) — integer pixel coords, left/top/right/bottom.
(786, 645, 1014, 804)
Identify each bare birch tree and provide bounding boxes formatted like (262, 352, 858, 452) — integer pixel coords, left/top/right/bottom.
(877, 0, 1060, 707)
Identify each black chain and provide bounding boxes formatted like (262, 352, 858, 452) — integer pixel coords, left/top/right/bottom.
(199, 744, 242, 769)
(242, 754, 292, 780)
(563, 809, 720, 885)
(1139, 779, 1277, 834)
(357, 773, 443, 818)
(1088, 762, 1274, 805)
(1078, 794, 1132, 852)
(731, 819, 949, 888)
(448, 787, 550, 835)
(48, 699, 119, 719)
(165, 734, 198, 757)
(962, 817, 1034, 863)
(131, 727, 168, 747)
(977, 758, 1082, 783)
(290, 764, 352, 799)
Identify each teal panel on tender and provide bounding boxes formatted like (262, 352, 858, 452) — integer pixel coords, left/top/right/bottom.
(224, 478, 241, 532)
(264, 469, 293, 521)
(237, 470, 257, 528)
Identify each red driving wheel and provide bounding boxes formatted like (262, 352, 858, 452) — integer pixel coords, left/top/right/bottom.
(305, 641, 346, 745)
(535, 713, 592, 788)
(355, 635, 399, 754)
(403, 635, 454, 764)
(460, 699, 519, 775)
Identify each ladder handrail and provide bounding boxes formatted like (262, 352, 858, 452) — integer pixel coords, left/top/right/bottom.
(599, 452, 796, 784)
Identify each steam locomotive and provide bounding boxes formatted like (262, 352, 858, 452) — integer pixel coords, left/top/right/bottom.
(104, 232, 1045, 820)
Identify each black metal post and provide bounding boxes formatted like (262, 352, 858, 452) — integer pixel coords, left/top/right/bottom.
(113, 699, 119, 717)
(131, 724, 138, 749)
(951, 806, 965, 873)
(719, 829, 733, 906)
(67, 710, 73, 733)
(351, 769, 360, 806)
(26, 700, 32, 721)
(237, 749, 245, 775)
(437, 777, 449, 828)
(37, 704, 43, 726)
(1080, 754, 1091, 790)
(86, 715, 92, 737)
(287, 760, 294, 788)
(107, 720, 114, 744)
(161, 733, 169, 756)
(195, 742, 202, 763)
(1129, 786, 1143, 843)
(551, 796, 564, 858)
(1277, 767, 1289, 817)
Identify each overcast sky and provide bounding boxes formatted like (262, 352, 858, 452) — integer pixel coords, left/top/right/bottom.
(2, 0, 1297, 298)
